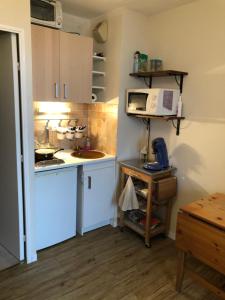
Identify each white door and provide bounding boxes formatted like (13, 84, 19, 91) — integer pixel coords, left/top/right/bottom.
(35, 168, 77, 251)
(0, 32, 24, 260)
(82, 165, 115, 231)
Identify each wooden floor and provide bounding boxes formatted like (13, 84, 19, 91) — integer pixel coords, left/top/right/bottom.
(0, 244, 18, 271)
(0, 226, 222, 300)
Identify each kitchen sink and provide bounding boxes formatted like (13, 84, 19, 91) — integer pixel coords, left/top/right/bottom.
(71, 150, 105, 159)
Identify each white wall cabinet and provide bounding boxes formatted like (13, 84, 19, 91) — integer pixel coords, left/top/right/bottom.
(60, 31, 93, 103)
(35, 167, 77, 251)
(31, 24, 93, 102)
(77, 160, 116, 235)
(31, 24, 60, 101)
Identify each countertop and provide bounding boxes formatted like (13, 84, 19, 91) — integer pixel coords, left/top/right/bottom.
(35, 149, 116, 173)
(120, 159, 176, 177)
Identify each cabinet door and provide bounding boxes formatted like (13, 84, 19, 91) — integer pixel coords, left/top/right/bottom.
(60, 31, 93, 103)
(31, 24, 60, 101)
(82, 165, 115, 231)
(35, 168, 77, 251)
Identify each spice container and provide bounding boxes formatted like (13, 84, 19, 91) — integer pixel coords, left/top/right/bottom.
(150, 58, 163, 71)
(74, 125, 86, 139)
(139, 53, 148, 72)
(74, 132, 83, 139)
(57, 127, 67, 140)
(133, 51, 140, 73)
(66, 128, 75, 140)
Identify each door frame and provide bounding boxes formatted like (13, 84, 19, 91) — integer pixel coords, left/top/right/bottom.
(0, 24, 37, 263)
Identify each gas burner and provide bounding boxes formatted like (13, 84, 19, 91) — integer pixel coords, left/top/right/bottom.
(35, 158, 65, 167)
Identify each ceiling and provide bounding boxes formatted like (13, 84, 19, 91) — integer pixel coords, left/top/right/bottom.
(60, 0, 196, 19)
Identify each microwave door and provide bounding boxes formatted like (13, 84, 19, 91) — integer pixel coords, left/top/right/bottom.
(31, 0, 55, 22)
(128, 93, 148, 114)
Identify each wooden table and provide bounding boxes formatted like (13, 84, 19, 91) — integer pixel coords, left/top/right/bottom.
(176, 193, 225, 299)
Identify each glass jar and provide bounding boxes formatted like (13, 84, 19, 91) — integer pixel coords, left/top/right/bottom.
(150, 58, 163, 71)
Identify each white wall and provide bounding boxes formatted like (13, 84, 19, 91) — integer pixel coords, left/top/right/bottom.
(0, 0, 36, 262)
(147, 0, 225, 236)
(90, 9, 151, 160)
(93, 2, 225, 237)
(62, 12, 90, 36)
(90, 9, 123, 104)
(63, 2, 225, 238)
(117, 10, 151, 160)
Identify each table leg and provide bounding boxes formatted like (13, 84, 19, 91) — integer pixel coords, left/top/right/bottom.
(176, 250, 186, 292)
(165, 199, 172, 236)
(119, 210, 125, 231)
(145, 181, 152, 247)
(119, 170, 126, 231)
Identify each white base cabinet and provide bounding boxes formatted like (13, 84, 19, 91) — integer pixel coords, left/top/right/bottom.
(35, 167, 77, 250)
(77, 160, 116, 235)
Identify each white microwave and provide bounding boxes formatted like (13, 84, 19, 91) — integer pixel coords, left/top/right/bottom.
(31, 0, 63, 29)
(126, 88, 180, 116)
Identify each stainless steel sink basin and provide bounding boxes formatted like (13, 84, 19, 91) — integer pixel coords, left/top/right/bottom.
(71, 150, 105, 159)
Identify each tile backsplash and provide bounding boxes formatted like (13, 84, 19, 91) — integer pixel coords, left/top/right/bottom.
(88, 103, 118, 155)
(34, 101, 118, 155)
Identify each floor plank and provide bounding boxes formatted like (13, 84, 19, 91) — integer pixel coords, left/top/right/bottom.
(0, 226, 223, 300)
(0, 244, 18, 271)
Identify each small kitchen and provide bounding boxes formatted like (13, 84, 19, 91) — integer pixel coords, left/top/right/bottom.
(31, 0, 179, 254)
(0, 0, 225, 299)
(32, 18, 118, 249)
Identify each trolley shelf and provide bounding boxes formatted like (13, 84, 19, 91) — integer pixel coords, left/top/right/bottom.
(123, 217, 166, 238)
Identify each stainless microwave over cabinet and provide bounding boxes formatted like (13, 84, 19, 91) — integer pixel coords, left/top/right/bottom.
(126, 88, 180, 116)
(31, 0, 63, 29)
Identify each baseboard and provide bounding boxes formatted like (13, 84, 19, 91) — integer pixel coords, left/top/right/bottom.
(111, 217, 118, 228)
(168, 230, 176, 240)
(81, 219, 114, 234)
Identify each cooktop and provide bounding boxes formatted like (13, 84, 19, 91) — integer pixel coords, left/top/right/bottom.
(35, 158, 65, 167)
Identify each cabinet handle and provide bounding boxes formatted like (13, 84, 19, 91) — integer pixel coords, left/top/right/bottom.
(88, 176, 92, 189)
(55, 83, 59, 98)
(64, 83, 68, 99)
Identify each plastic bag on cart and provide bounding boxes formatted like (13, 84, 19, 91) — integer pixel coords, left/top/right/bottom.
(118, 176, 139, 211)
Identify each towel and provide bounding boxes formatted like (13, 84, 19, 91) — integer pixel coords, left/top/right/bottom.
(119, 176, 139, 211)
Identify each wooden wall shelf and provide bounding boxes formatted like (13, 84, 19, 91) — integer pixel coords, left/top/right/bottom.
(127, 114, 185, 135)
(128, 69, 188, 135)
(93, 55, 106, 61)
(129, 70, 188, 78)
(129, 69, 188, 94)
(127, 114, 185, 121)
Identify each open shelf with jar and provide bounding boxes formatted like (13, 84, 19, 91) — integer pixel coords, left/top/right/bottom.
(92, 55, 106, 102)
